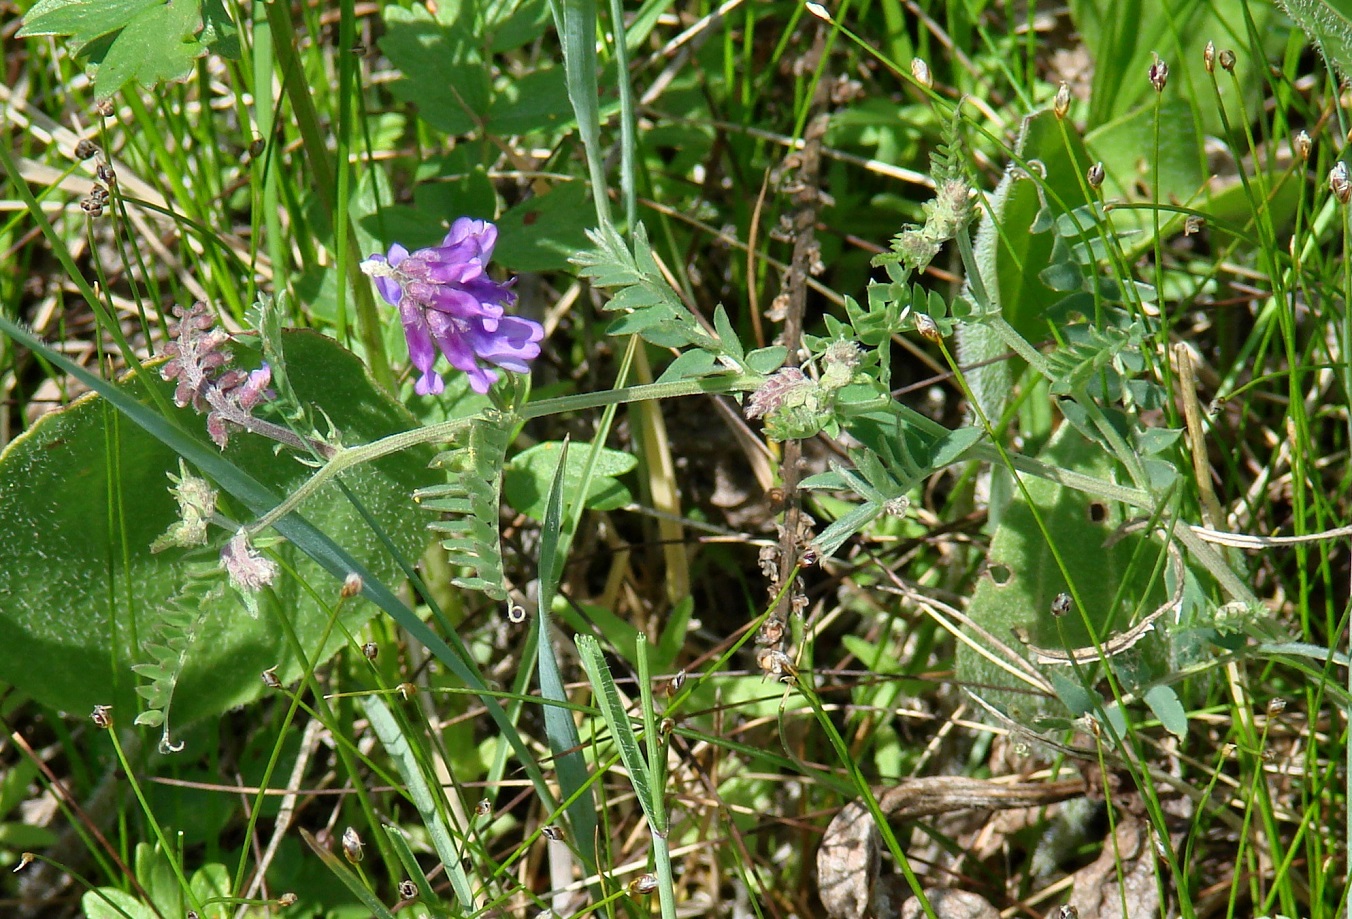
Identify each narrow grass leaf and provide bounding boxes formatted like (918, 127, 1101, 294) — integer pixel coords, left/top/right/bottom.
(535, 438, 599, 869)
(362, 695, 477, 910)
(575, 634, 656, 822)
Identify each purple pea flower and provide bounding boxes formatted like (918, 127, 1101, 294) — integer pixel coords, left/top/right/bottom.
(361, 218, 544, 395)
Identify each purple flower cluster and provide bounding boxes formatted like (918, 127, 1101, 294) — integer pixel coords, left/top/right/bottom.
(362, 218, 543, 395)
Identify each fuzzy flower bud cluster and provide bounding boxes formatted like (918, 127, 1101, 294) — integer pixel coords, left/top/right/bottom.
(159, 303, 273, 449)
(745, 341, 863, 441)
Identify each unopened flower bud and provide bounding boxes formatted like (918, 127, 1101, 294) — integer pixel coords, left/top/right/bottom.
(911, 58, 932, 89)
(1330, 162, 1350, 204)
(341, 827, 363, 863)
(1149, 59, 1169, 92)
(1053, 82, 1071, 119)
(341, 572, 363, 598)
(1267, 697, 1287, 716)
(91, 705, 113, 729)
(1218, 49, 1236, 72)
(96, 99, 115, 118)
(1203, 42, 1215, 73)
(1087, 161, 1105, 190)
(362, 642, 378, 660)
(629, 873, 659, 895)
(914, 313, 942, 342)
(1294, 130, 1311, 162)
(95, 161, 116, 187)
(74, 139, 97, 160)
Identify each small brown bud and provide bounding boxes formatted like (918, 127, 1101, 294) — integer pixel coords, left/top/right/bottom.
(1330, 161, 1351, 204)
(1087, 161, 1105, 190)
(261, 666, 281, 688)
(660, 717, 676, 736)
(361, 641, 378, 660)
(91, 705, 113, 729)
(914, 313, 942, 342)
(756, 616, 785, 646)
(1053, 82, 1071, 119)
(398, 880, 418, 900)
(341, 827, 363, 863)
(1267, 697, 1287, 716)
(1203, 42, 1215, 73)
(1149, 59, 1169, 92)
(96, 99, 115, 117)
(397, 682, 417, 699)
(276, 893, 297, 906)
(1218, 49, 1236, 72)
(541, 825, 565, 841)
(629, 873, 660, 895)
(475, 798, 492, 817)
(248, 137, 266, 159)
(74, 139, 98, 160)
(341, 572, 363, 597)
(95, 161, 116, 187)
(1294, 130, 1312, 162)
(911, 58, 932, 89)
(1050, 592, 1072, 617)
(667, 669, 687, 697)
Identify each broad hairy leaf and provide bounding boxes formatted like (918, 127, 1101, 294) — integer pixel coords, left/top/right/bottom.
(0, 330, 435, 727)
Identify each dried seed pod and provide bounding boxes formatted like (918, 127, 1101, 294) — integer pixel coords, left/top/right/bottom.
(342, 572, 363, 597)
(1184, 214, 1205, 235)
(475, 798, 492, 817)
(1050, 592, 1072, 617)
(541, 825, 564, 842)
(361, 642, 378, 660)
(1294, 130, 1312, 162)
(397, 682, 417, 699)
(914, 313, 942, 342)
(91, 705, 113, 729)
(1203, 42, 1215, 73)
(629, 873, 659, 895)
(756, 616, 786, 646)
(95, 161, 116, 187)
(1330, 161, 1351, 204)
(1087, 161, 1105, 190)
(74, 138, 98, 160)
(1267, 697, 1287, 716)
(96, 99, 116, 118)
(79, 196, 104, 218)
(1218, 49, 1236, 72)
(1149, 59, 1169, 92)
(276, 893, 297, 907)
(1053, 82, 1071, 119)
(911, 57, 932, 89)
(756, 647, 797, 680)
(261, 666, 281, 689)
(398, 880, 418, 900)
(341, 827, 363, 863)
(667, 669, 687, 697)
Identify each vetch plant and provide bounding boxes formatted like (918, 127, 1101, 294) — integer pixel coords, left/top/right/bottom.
(361, 217, 544, 395)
